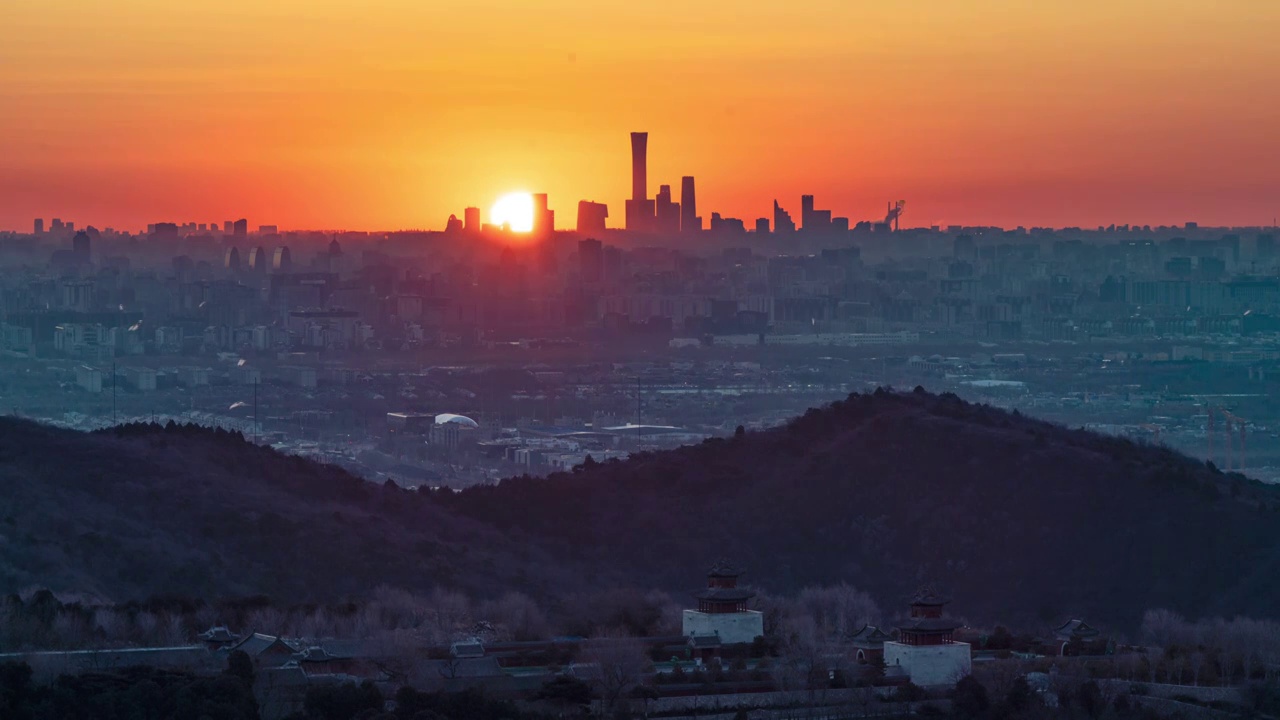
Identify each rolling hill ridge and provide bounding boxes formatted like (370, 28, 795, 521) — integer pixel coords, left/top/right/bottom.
(3, 388, 1279, 631)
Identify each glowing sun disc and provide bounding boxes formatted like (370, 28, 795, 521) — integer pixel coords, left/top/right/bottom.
(490, 192, 534, 232)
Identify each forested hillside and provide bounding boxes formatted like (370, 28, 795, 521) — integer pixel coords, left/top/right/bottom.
(445, 388, 1280, 629)
(4, 389, 1280, 631)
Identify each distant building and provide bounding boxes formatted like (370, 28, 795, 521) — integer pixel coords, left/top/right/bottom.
(577, 201, 608, 235)
(681, 561, 763, 645)
(709, 213, 746, 235)
(680, 176, 698, 234)
(233, 218, 248, 237)
(1053, 619, 1107, 656)
(464, 206, 481, 234)
(227, 633, 299, 668)
(248, 247, 268, 273)
(533, 193, 554, 236)
(655, 185, 680, 235)
(882, 587, 971, 687)
(773, 200, 795, 234)
(272, 246, 292, 272)
(176, 366, 210, 387)
(75, 366, 102, 393)
(33, 218, 43, 235)
(800, 194, 831, 233)
(625, 132, 655, 232)
(579, 238, 603, 283)
(849, 625, 891, 663)
(120, 366, 157, 391)
(72, 230, 92, 265)
(225, 246, 241, 271)
(278, 365, 317, 388)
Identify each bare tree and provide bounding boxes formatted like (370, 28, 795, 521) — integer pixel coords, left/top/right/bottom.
(974, 657, 1027, 700)
(1140, 608, 1186, 650)
(776, 613, 837, 718)
(1189, 651, 1206, 686)
(795, 584, 880, 640)
(581, 632, 651, 717)
(477, 591, 550, 641)
(427, 588, 472, 641)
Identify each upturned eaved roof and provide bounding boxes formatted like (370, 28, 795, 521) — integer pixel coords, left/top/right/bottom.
(707, 559, 744, 578)
(197, 626, 240, 644)
(849, 625, 891, 645)
(1054, 619, 1100, 640)
(910, 585, 950, 606)
(230, 632, 299, 657)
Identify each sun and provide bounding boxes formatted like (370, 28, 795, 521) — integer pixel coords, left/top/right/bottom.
(490, 192, 534, 232)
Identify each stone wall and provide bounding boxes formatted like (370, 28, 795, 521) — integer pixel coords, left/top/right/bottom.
(681, 610, 765, 645)
(884, 641, 971, 687)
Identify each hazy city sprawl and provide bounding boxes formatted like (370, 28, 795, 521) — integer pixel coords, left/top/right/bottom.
(8, 138, 1279, 486)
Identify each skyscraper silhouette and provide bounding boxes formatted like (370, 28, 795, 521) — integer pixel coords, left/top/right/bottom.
(631, 132, 647, 202)
(578, 238, 603, 283)
(533, 193, 554, 236)
(655, 185, 680, 234)
(774, 200, 795, 234)
(680, 176, 698, 234)
(464, 206, 480, 234)
(577, 200, 608, 234)
(72, 230, 91, 265)
(625, 132, 655, 232)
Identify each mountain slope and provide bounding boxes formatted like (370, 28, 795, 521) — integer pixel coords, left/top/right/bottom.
(3, 389, 1280, 632)
(0, 420, 564, 603)
(444, 388, 1280, 629)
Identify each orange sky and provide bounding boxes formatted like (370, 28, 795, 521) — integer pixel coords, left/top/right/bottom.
(3, 0, 1279, 233)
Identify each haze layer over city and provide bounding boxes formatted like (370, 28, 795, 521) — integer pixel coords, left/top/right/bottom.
(3, 2, 1280, 720)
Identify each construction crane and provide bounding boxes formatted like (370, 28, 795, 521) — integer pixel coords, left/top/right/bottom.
(885, 200, 906, 232)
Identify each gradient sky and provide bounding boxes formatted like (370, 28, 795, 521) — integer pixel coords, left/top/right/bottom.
(3, 0, 1279, 232)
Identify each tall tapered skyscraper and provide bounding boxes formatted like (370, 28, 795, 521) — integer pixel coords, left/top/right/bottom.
(631, 132, 647, 201)
(680, 176, 698, 233)
(625, 132, 655, 232)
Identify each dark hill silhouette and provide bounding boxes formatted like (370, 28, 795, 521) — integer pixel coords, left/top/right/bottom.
(443, 388, 1280, 630)
(3, 389, 1280, 631)
(0, 419, 566, 603)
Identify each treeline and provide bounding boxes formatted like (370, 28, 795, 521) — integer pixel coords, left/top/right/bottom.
(0, 652, 257, 720)
(0, 583, 881, 655)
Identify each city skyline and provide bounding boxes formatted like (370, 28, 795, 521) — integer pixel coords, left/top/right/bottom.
(4, 1, 1280, 233)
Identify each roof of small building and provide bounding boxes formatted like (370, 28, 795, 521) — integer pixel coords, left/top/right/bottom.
(910, 585, 950, 606)
(706, 559, 744, 578)
(688, 633, 723, 649)
(295, 647, 335, 662)
(197, 626, 240, 644)
(848, 625, 891, 645)
(230, 633, 299, 657)
(450, 639, 485, 658)
(1054, 619, 1101, 640)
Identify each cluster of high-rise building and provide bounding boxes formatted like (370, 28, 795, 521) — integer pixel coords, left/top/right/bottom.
(426, 131, 889, 241)
(623, 132, 701, 235)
